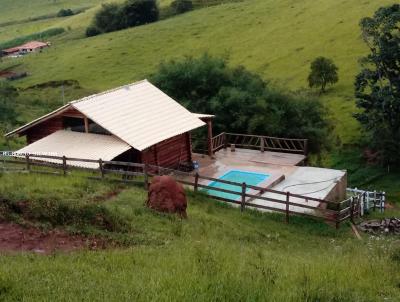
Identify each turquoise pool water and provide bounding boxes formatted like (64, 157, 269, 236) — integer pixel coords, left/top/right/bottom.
(206, 170, 270, 200)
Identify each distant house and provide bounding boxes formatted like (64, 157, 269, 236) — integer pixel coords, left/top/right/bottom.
(2, 41, 50, 56)
(5, 80, 214, 169)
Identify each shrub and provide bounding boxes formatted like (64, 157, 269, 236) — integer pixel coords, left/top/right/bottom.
(86, 25, 101, 37)
(57, 8, 74, 17)
(94, 3, 125, 33)
(152, 54, 330, 152)
(87, 0, 159, 36)
(121, 0, 159, 27)
(171, 0, 193, 14)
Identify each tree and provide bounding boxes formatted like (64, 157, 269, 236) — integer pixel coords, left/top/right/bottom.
(152, 54, 330, 152)
(87, 0, 159, 36)
(93, 3, 124, 33)
(171, 0, 193, 14)
(354, 4, 400, 165)
(121, 0, 159, 27)
(308, 57, 338, 93)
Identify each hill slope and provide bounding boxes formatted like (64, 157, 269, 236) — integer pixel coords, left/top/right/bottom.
(1, 0, 395, 143)
(0, 172, 399, 301)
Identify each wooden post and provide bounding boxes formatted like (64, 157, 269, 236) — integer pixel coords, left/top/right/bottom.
(373, 190, 377, 212)
(260, 137, 265, 153)
(194, 172, 199, 193)
(207, 120, 213, 157)
(143, 164, 149, 190)
(350, 197, 354, 222)
(285, 192, 290, 223)
(25, 154, 30, 172)
(62, 156, 67, 176)
(99, 159, 104, 179)
(241, 182, 246, 212)
(84, 117, 89, 133)
(223, 132, 228, 149)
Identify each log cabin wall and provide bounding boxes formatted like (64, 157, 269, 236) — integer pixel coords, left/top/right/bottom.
(141, 133, 192, 168)
(22, 107, 85, 144)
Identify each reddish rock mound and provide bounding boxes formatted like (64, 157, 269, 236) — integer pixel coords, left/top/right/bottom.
(147, 175, 187, 218)
(0, 222, 106, 254)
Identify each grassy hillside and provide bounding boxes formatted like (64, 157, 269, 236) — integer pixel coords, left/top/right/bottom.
(1, 0, 400, 199)
(0, 172, 399, 301)
(0, 0, 395, 143)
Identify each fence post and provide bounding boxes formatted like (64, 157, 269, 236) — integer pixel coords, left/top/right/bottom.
(194, 172, 199, 193)
(25, 154, 30, 172)
(373, 190, 377, 212)
(350, 197, 354, 222)
(241, 182, 246, 212)
(285, 192, 290, 223)
(260, 137, 265, 153)
(98, 159, 104, 179)
(143, 164, 149, 190)
(62, 156, 67, 176)
(223, 132, 228, 149)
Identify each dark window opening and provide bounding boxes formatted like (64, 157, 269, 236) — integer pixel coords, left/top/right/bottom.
(63, 116, 85, 132)
(62, 116, 111, 135)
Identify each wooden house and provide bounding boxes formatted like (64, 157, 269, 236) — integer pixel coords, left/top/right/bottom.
(6, 80, 214, 169)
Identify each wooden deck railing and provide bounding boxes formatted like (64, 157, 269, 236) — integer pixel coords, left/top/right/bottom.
(0, 153, 359, 228)
(211, 132, 308, 155)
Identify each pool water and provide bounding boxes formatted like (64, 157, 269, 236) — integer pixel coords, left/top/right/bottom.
(206, 170, 270, 200)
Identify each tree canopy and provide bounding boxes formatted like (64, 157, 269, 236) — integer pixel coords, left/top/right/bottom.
(152, 54, 330, 152)
(87, 0, 158, 36)
(308, 57, 338, 93)
(355, 4, 400, 165)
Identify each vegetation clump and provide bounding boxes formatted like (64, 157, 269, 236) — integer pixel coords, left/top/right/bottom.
(86, 0, 159, 37)
(152, 54, 331, 152)
(355, 4, 400, 166)
(308, 56, 339, 93)
(57, 8, 74, 17)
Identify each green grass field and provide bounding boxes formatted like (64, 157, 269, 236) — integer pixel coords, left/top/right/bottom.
(0, 172, 399, 301)
(1, 0, 395, 143)
(1, 1, 400, 195)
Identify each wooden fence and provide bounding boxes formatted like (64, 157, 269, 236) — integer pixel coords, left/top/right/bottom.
(0, 153, 360, 228)
(211, 132, 308, 155)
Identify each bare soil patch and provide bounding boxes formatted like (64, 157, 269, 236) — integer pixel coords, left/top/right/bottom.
(0, 222, 107, 254)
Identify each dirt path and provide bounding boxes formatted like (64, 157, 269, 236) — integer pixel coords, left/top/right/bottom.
(0, 222, 107, 254)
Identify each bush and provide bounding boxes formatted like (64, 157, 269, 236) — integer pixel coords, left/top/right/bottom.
(87, 0, 159, 36)
(152, 54, 330, 152)
(121, 0, 159, 27)
(171, 0, 193, 14)
(86, 25, 101, 37)
(94, 3, 125, 33)
(57, 8, 74, 17)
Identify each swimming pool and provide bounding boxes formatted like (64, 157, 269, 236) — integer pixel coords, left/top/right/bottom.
(206, 170, 270, 200)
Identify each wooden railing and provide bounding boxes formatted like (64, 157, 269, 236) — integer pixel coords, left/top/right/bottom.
(0, 153, 359, 228)
(211, 132, 308, 155)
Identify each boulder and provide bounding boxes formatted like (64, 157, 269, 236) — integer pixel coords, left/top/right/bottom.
(147, 175, 187, 218)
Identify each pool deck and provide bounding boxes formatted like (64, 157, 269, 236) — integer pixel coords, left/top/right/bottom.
(191, 148, 347, 207)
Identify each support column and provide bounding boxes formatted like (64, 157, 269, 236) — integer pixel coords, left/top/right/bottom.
(84, 117, 89, 133)
(207, 119, 213, 158)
